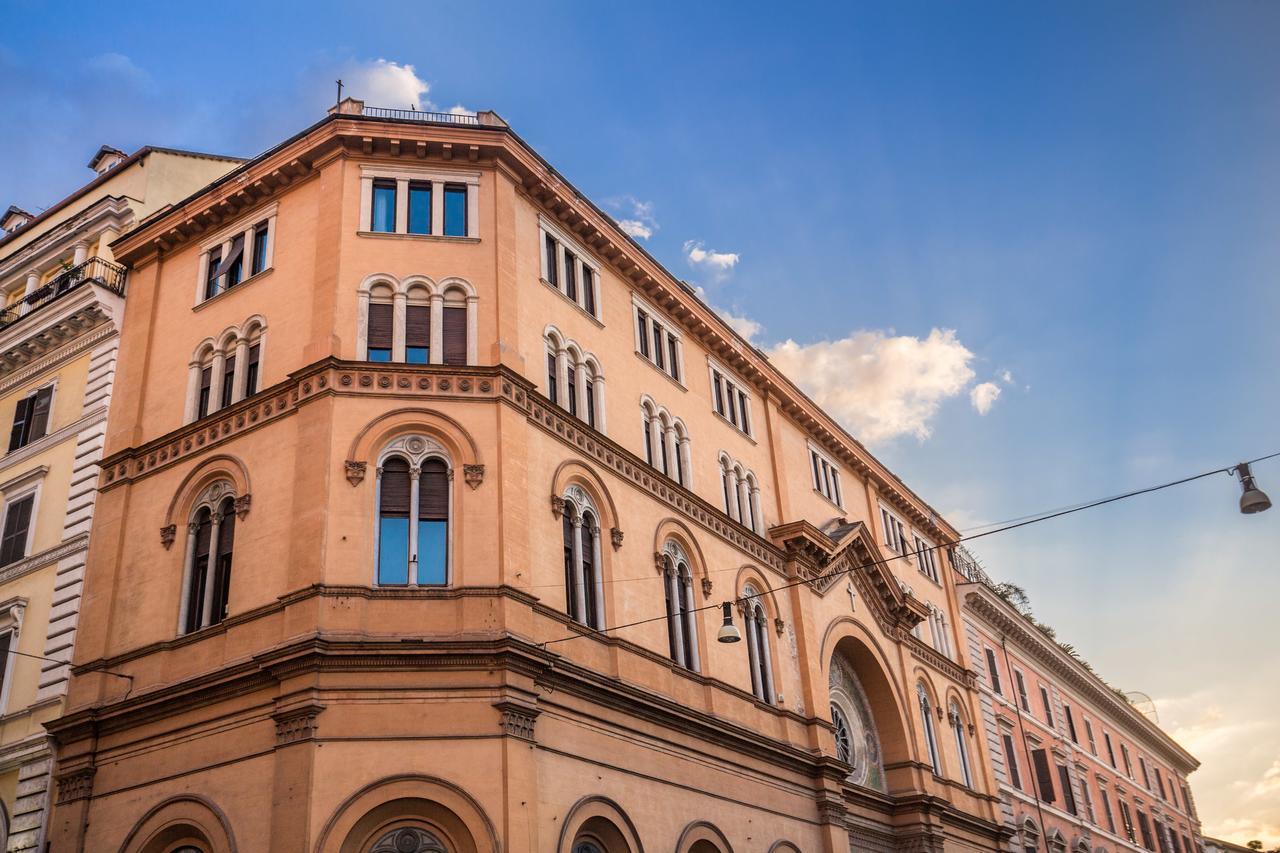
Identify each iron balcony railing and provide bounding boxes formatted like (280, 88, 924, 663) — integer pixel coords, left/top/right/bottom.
(0, 256, 127, 331)
(361, 107, 482, 126)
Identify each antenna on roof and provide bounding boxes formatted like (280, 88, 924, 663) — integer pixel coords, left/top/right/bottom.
(335, 79, 344, 106)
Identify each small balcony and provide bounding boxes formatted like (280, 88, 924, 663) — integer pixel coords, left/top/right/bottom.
(0, 257, 127, 332)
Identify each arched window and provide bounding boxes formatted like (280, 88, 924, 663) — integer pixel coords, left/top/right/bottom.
(178, 482, 239, 635)
(918, 683, 941, 775)
(185, 318, 268, 424)
(742, 585, 774, 703)
(660, 542, 699, 671)
(719, 454, 761, 533)
(359, 276, 477, 365)
(441, 284, 468, 365)
(375, 436, 452, 586)
(366, 284, 394, 362)
(559, 485, 604, 629)
(545, 328, 606, 432)
(369, 827, 448, 853)
(828, 652, 886, 790)
(950, 700, 973, 787)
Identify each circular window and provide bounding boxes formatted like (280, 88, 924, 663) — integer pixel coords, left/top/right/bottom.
(368, 827, 447, 853)
(830, 702, 853, 765)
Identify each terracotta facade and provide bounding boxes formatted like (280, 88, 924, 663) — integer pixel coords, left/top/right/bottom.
(33, 103, 1194, 853)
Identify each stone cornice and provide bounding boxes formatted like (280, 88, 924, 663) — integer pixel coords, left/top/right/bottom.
(0, 407, 107, 477)
(107, 114, 959, 547)
(0, 533, 89, 586)
(0, 195, 134, 283)
(0, 323, 116, 396)
(0, 286, 122, 374)
(960, 583, 1198, 771)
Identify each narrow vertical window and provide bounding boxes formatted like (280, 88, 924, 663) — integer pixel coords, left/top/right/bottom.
(918, 685, 940, 774)
(582, 268, 596, 316)
(1031, 749, 1056, 802)
(547, 352, 558, 404)
(377, 457, 411, 584)
(725, 381, 738, 425)
(812, 452, 822, 491)
(204, 248, 222, 299)
(636, 310, 650, 357)
(562, 512, 578, 621)
(545, 234, 559, 285)
(0, 495, 34, 566)
(585, 380, 596, 429)
(209, 496, 235, 626)
(1040, 685, 1054, 727)
(406, 304, 431, 364)
(985, 648, 1003, 694)
(563, 250, 577, 301)
(1105, 732, 1117, 767)
(1085, 718, 1097, 755)
(678, 563, 695, 666)
(1003, 733, 1021, 790)
(197, 366, 213, 419)
(1058, 764, 1077, 814)
(1101, 788, 1117, 833)
(951, 705, 973, 787)
(566, 365, 577, 417)
(663, 558, 678, 661)
(580, 511, 598, 629)
(714, 372, 726, 416)
(652, 325, 664, 370)
(443, 184, 467, 236)
(442, 305, 467, 365)
(417, 459, 449, 585)
(8, 386, 51, 451)
(251, 222, 269, 275)
(667, 335, 680, 382)
(224, 235, 245, 288)
(7, 395, 30, 452)
(220, 355, 236, 409)
(245, 344, 261, 397)
(1065, 704, 1078, 743)
(408, 182, 432, 234)
(738, 390, 749, 432)
(185, 507, 212, 633)
(1015, 671, 1030, 711)
(371, 180, 396, 232)
(367, 303, 394, 362)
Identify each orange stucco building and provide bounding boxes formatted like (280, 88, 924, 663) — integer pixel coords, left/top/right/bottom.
(33, 101, 1195, 853)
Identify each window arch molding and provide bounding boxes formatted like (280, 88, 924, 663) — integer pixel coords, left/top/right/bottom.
(674, 820, 733, 853)
(555, 796, 644, 853)
(549, 460, 620, 540)
(640, 395, 689, 487)
(557, 483, 606, 630)
(118, 795, 238, 853)
(544, 326, 606, 432)
(357, 272, 477, 365)
(184, 315, 268, 423)
(162, 455, 252, 549)
(717, 452, 762, 534)
(374, 434, 454, 587)
(314, 773, 498, 853)
(657, 537, 701, 672)
(736, 571, 781, 704)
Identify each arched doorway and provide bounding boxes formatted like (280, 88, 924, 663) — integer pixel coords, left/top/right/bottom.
(829, 650, 887, 791)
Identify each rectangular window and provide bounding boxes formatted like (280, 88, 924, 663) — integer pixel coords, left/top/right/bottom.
(197, 367, 212, 419)
(220, 355, 236, 409)
(1101, 787, 1116, 833)
(1031, 748, 1055, 803)
(670, 336, 682, 384)
(915, 535, 939, 582)
(408, 182, 432, 234)
(1040, 685, 1054, 727)
(371, 180, 396, 232)
(545, 234, 559, 286)
(636, 310, 650, 357)
(1058, 764, 1077, 815)
(1105, 732, 1117, 767)
(406, 304, 431, 364)
(1138, 810, 1155, 851)
(222, 235, 245, 288)
(1122, 743, 1134, 777)
(251, 222, 269, 275)
(586, 382, 595, 429)
(0, 494, 34, 566)
(566, 366, 577, 417)
(1120, 800, 1137, 843)
(652, 324, 665, 369)
(442, 306, 466, 365)
(985, 648, 1003, 695)
(583, 267, 595, 316)
(8, 386, 52, 452)
(1015, 670, 1030, 712)
(564, 250, 578, 301)
(367, 303, 393, 362)
(1080, 776, 1097, 824)
(1085, 718, 1097, 754)
(205, 248, 222, 299)
(1002, 733, 1021, 789)
(547, 352, 558, 404)
(880, 507, 907, 553)
(0, 632, 9, 708)
(1140, 756, 1152, 790)
(377, 468, 410, 585)
(1065, 704, 1078, 743)
(714, 372, 725, 416)
(443, 184, 467, 236)
(245, 344, 261, 397)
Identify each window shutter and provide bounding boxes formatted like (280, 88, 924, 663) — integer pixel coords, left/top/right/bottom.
(1031, 748, 1056, 802)
(8, 395, 30, 451)
(367, 303, 393, 349)
(379, 458, 411, 516)
(28, 387, 52, 443)
(0, 496, 33, 565)
(406, 305, 431, 349)
(0, 633, 9, 692)
(217, 501, 236, 557)
(442, 306, 466, 365)
(418, 458, 449, 520)
(985, 650, 1002, 693)
(1003, 734, 1021, 789)
(246, 344, 261, 396)
(214, 235, 245, 278)
(1059, 764, 1077, 814)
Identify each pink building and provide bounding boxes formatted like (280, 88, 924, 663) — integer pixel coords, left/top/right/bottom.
(957, 550, 1202, 853)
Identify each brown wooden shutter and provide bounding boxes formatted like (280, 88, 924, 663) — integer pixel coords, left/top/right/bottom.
(214, 235, 245, 278)
(1031, 748, 1055, 802)
(217, 499, 236, 557)
(379, 458, 410, 516)
(1059, 764, 1077, 814)
(0, 496, 33, 565)
(368, 303, 393, 350)
(985, 649, 1003, 694)
(28, 387, 52, 442)
(442, 306, 466, 364)
(406, 305, 430, 349)
(418, 458, 449, 520)
(1002, 734, 1021, 789)
(8, 395, 30, 451)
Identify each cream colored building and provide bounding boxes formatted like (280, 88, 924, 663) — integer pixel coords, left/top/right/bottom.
(0, 145, 239, 850)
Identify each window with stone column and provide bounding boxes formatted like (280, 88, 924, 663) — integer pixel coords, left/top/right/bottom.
(178, 481, 244, 635)
(640, 398, 689, 487)
(558, 485, 605, 630)
(193, 203, 277, 304)
(374, 435, 452, 587)
(718, 453, 762, 534)
(358, 275, 478, 367)
(741, 583, 775, 703)
(659, 540, 699, 671)
(544, 327, 606, 434)
(185, 317, 268, 424)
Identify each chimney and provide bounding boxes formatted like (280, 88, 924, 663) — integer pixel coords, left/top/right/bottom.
(328, 97, 366, 117)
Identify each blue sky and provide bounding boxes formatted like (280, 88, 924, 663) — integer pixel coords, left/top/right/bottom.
(3, 0, 1278, 840)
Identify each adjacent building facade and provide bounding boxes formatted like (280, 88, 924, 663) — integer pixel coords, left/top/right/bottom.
(0, 146, 239, 850)
(956, 551, 1203, 853)
(27, 102, 1202, 853)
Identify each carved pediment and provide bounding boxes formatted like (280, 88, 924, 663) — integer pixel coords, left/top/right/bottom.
(767, 520, 835, 581)
(821, 522, 927, 632)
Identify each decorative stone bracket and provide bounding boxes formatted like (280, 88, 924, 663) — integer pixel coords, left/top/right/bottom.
(55, 767, 95, 805)
(345, 460, 367, 486)
(610, 527, 624, 550)
(701, 577, 713, 598)
(463, 464, 485, 490)
(273, 701, 325, 746)
(160, 524, 177, 550)
(494, 700, 540, 742)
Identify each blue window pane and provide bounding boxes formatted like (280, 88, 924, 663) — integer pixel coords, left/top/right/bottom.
(378, 517, 410, 584)
(252, 228, 269, 275)
(417, 521, 447, 585)
(444, 186, 467, 236)
(372, 182, 396, 232)
(368, 348, 392, 362)
(408, 184, 432, 234)
(406, 346, 429, 364)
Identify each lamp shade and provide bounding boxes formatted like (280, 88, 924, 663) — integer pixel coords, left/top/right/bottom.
(716, 601, 742, 643)
(1237, 462, 1272, 515)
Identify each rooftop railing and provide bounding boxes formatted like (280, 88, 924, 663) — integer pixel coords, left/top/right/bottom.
(362, 107, 483, 125)
(0, 256, 127, 332)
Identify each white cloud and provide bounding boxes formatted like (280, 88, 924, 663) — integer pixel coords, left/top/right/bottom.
(618, 219, 653, 240)
(765, 329, 978, 444)
(609, 197, 659, 241)
(447, 104, 475, 116)
(691, 285, 762, 343)
(1000, 369, 1015, 384)
(684, 240, 740, 277)
(970, 381, 1002, 414)
(342, 58, 432, 111)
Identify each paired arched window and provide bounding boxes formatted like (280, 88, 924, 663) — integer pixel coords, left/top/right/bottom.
(375, 436, 451, 586)
(949, 700, 973, 787)
(742, 584, 775, 703)
(359, 276, 476, 365)
(641, 398, 690, 487)
(917, 683, 941, 775)
(559, 486, 604, 629)
(719, 454, 762, 533)
(660, 541, 699, 671)
(545, 328, 606, 431)
(178, 481, 240, 634)
(185, 317, 266, 423)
